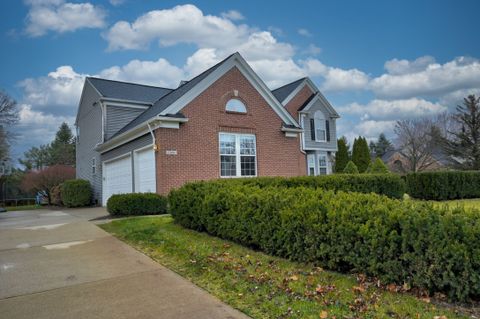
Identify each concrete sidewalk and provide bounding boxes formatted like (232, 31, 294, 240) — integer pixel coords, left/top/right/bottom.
(0, 208, 249, 319)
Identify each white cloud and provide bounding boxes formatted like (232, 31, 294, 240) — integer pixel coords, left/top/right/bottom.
(371, 56, 480, 99)
(338, 98, 446, 120)
(221, 10, 244, 21)
(99, 58, 184, 87)
(109, 0, 124, 6)
(104, 4, 250, 51)
(17, 104, 75, 147)
(25, 0, 106, 37)
(298, 28, 312, 37)
(354, 120, 397, 138)
(303, 44, 322, 56)
(18, 66, 86, 110)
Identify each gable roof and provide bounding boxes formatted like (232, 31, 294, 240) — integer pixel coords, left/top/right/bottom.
(271, 78, 307, 103)
(298, 92, 340, 118)
(112, 53, 234, 138)
(87, 77, 173, 104)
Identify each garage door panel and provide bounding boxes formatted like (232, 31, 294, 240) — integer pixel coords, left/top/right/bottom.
(134, 148, 156, 193)
(103, 155, 132, 206)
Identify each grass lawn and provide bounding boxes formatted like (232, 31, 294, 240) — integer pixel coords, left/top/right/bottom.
(101, 216, 471, 319)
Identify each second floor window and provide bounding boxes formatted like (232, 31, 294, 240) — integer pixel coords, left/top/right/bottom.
(314, 111, 326, 142)
(226, 99, 247, 113)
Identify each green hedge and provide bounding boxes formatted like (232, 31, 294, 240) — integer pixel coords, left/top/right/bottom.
(61, 179, 91, 207)
(406, 171, 480, 200)
(206, 174, 405, 199)
(169, 181, 480, 301)
(107, 193, 167, 216)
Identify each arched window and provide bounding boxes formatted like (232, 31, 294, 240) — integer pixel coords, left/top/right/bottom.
(314, 111, 326, 141)
(226, 99, 247, 113)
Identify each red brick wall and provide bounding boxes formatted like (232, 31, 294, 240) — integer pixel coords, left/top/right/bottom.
(154, 67, 306, 194)
(284, 85, 315, 119)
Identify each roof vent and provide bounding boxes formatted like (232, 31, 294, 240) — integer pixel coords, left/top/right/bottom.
(178, 80, 188, 87)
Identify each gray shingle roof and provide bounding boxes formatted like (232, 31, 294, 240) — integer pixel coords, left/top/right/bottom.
(271, 78, 306, 103)
(112, 53, 234, 138)
(87, 77, 173, 104)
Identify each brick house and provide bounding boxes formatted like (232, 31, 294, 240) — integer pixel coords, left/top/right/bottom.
(75, 52, 340, 205)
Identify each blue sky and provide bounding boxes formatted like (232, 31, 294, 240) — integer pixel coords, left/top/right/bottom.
(1, 0, 479, 162)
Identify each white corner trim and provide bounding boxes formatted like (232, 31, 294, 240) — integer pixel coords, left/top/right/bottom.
(160, 53, 299, 127)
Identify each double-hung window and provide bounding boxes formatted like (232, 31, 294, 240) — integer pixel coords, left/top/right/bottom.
(318, 155, 327, 175)
(314, 111, 326, 142)
(219, 133, 256, 177)
(307, 154, 315, 176)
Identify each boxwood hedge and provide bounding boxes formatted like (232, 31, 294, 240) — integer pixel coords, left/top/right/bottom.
(406, 171, 480, 200)
(169, 181, 480, 301)
(107, 193, 167, 216)
(208, 174, 405, 199)
(61, 179, 91, 207)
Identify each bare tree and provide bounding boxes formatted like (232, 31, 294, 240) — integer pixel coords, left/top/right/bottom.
(0, 90, 19, 161)
(394, 118, 437, 172)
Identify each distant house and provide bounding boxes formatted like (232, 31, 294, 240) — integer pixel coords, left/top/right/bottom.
(75, 52, 340, 205)
(381, 147, 451, 173)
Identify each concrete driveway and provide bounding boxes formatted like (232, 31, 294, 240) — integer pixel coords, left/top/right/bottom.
(0, 208, 249, 319)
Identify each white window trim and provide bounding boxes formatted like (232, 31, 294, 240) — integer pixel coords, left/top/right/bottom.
(219, 133, 257, 178)
(225, 99, 247, 113)
(307, 154, 316, 176)
(318, 154, 327, 175)
(314, 111, 326, 142)
(92, 157, 96, 175)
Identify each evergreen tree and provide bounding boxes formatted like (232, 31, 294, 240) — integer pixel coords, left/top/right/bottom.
(19, 145, 50, 170)
(369, 141, 376, 156)
(334, 136, 349, 173)
(343, 160, 359, 174)
(49, 122, 75, 167)
(444, 95, 480, 170)
(366, 158, 390, 174)
(352, 136, 370, 173)
(375, 133, 393, 158)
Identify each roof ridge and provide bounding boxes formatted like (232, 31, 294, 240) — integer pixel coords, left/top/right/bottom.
(271, 77, 307, 92)
(87, 76, 174, 91)
(149, 52, 236, 106)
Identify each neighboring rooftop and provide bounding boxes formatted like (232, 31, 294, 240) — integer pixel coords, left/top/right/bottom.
(87, 77, 173, 104)
(271, 77, 306, 103)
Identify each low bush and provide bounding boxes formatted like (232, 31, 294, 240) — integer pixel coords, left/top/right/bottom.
(169, 181, 480, 301)
(107, 193, 167, 216)
(343, 160, 359, 174)
(205, 173, 405, 199)
(366, 158, 390, 174)
(406, 171, 480, 200)
(61, 179, 91, 207)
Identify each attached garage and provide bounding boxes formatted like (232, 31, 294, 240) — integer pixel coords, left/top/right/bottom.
(134, 146, 156, 193)
(102, 154, 133, 206)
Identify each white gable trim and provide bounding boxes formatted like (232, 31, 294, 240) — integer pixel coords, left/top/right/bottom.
(160, 53, 300, 127)
(299, 93, 340, 118)
(281, 79, 316, 106)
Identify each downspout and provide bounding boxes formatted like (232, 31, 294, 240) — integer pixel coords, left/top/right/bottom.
(299, 114, 306, 155)
(147, 120, 157, 151)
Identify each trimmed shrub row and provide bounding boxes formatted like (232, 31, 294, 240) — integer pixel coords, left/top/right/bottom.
(169, 181, 480, 301)
(406, 171, 480, 200)
(206, 174, 406, 199)
(61, 179, 92, 207)
(107, 193, 167, 216)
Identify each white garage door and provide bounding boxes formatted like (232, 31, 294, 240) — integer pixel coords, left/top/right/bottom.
(102, 155, 132, 206)
(134, 147, 156, 193)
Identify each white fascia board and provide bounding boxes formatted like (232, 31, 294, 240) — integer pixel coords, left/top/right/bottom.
(299, 93, 340, 118)
(304, 146, 339, 152)
(281, 79, 316, 106)
(95, 115, 188, 153)
(100, 97, 151, 108)
(160, 53, 300, 127)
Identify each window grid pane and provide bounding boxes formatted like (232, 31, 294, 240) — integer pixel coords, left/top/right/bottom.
(221, 155, 236, 176)
(240, 156, 256, 176)
(219, 134, 236, 155)
(240, 136, 256, 155)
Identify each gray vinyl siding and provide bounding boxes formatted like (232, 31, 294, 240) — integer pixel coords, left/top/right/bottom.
(101, 133, 153, 162)
(75, 81, 103, 204)
(105, 105, 145, 140)
(303, 99, 338, 151)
